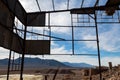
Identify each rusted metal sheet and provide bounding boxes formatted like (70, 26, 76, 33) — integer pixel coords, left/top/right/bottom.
(0, 24, 23, 53)
(0, 0, 14, 28)
(1, 0, 27, 25)
(27, 12, 46, 26)
(106, 0, 120, 6)
(0, 27, 50, 54)
(0, 0, 23, 53)
(71, 8, 95, 14)
(15, 1, 26, 25)
(0, 25, 49, 55)
(0, 25, 6, 47)
(11, 34, 23, 53)
(25, 40, 50, 55)
(1, 0, 46, 26)
(105, 0, 120, 15)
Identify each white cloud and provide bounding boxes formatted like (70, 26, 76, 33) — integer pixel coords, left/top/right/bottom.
(51, 46, 72, 54)
(19, 0, 72, 35)
(101, 56, 120, 66)
(50, 12, 71, 34)
(99, 26, 120, 52)
(51, 41, 58, 47)
(50, 12, 71, 26)
(30, 41, 99, 64)
(19, 0, 39, 12)
(51, 41, 72, 54)
(0, 47, 9, 59)
(43, 56, 98, 65)
(54, 0, 68, 10)
(82, 34, 97, 50)
(37, 0, 53, 11)
(82, 25, 120, 52)
(19, 0, 75, 12)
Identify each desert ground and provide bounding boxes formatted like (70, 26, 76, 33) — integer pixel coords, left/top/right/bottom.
(0, 74, 43, 80)
(0, 65, 120, 80)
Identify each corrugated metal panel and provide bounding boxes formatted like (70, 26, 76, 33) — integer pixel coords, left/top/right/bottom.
(27, 12, 46, 26)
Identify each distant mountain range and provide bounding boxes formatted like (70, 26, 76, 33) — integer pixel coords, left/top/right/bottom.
(0, 57, 95, 68)
(63, 62, 95, 68)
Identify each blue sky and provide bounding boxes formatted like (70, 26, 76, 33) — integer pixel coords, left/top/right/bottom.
(0, 0, 120, 66)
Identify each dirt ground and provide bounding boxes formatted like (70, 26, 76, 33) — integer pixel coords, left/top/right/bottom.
(0, 66, 120, 80)
(0, 74, 43, 80)
(0, 68, 84, 80)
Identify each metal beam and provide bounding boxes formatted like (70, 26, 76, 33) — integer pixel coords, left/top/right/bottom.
(25, 25, 96, 27)
(81, 0, 84, 8)
(1, 0, 27, 25)
(30, 4, 120, 13)
(94, 12, 102, 80)
(20, 26, 27, 80)
(15, 28, 65, 40)
(43, 54, 98, 56)
(7, 50, 12, 80)
(71, 14, 74, 55)
(71, 5, 120, 14)
(94, 0, 99, 7)
(67, 0, 69, 9)
(36, 0, 41, 11)
(52, 0, 55, 11)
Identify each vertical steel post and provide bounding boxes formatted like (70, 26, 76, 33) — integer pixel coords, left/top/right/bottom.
(48, 13, 51, 55)
(18, 54, 21, 70)
(7, 50, 12, 80)
(52, 0, 55, 11)
(11, 52, 15, 71)
(67, 0, 69, 10)
(94, 12, 102, 80)
(7, 11, 15, 80)
(81, 0, 84, 8)
(94, 2, 102, 79)
(20, 25, 27, 80)
(71, 14, 74, 55)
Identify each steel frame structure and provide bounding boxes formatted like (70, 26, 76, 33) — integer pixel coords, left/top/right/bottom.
(0, 0, 120, 80)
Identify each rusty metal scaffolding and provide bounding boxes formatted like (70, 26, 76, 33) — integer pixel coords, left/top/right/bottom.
(0, 0, 120, 80)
